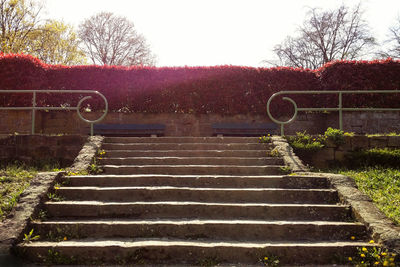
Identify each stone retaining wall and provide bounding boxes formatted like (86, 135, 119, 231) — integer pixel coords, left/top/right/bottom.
(303, 135, 400, 168)
(0, 136, 102, 265)
(2, 110, 400, 136)
(0, 135, 86, 167)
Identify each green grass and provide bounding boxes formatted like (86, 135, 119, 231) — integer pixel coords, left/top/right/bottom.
(0, 164, 37, 220)
(366, 132, 400, 137)
(0, 162, 63, 221)
(330, 167, 400, 225)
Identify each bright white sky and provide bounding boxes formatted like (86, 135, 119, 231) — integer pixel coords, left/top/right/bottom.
(43, 0, 400, 67)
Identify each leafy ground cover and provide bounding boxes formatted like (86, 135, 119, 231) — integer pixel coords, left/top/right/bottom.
(0, 162, 61, 220)
(331, 167, 400, 225)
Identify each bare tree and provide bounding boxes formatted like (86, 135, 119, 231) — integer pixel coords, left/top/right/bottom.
(272, 4, 376, 69)
(78, 12, 156, 66)
(378, 17, 400, 59)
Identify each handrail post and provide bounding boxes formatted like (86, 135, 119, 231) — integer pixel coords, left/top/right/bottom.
(32, 91, 36, 134)
(338, 91, 343, 131)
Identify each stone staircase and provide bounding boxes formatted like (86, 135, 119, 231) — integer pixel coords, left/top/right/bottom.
(17, 137, 372, 265)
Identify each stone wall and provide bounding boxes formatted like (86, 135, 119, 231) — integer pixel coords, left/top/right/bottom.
(1, 110, 400, 136)
(302, 135, 400, 168)
(0, 135, 86, 167)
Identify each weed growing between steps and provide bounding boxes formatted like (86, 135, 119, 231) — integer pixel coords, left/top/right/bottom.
(40, 249, 77, 265)
(266, 147, 280, 157)
(33, 209, 49, 221)
(86, 149, 105, 175)
(46, 192, 65, 202)
(65, 170, 88, 176)
(260, 254, 280, 266)
(279, 166, 292, 174)
(45, 225, 81, 242)
(197, 257, 221, 267)
(259, 135, 272, 143)
(345, 240, 398, 266)
(22, 229, 40, 243)
(60, 149, 104, 177)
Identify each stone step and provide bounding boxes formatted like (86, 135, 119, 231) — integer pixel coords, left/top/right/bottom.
(104, 150, 271, 158)
(99, 157, 284, 166)
(56, 186, 338, 204)
(45, 201, 351, 221)
(102, 165, 284, 175)
(61, 175, 330, 189)
(17, 239, 372, 265)
(32, 219, 368, 242)
(101, 143, 273, 151)
(104, 137, 263, 144)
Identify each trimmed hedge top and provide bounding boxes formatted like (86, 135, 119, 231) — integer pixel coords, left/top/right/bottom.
(1, 54, 400, 115)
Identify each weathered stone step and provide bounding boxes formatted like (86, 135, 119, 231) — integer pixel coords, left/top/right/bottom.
(32, 219, 368, 242)
(18, 239, 372, 265)
(102, 165, 284, 175)
(56, 186, 338, 204)
(101, 143, 273, 151)
(61, 175, 330, 189)
(99, 157, 284, 166)
(104, 137, 262, 144)
(45, 201, 351, 221)
(104, 150, 271, 158)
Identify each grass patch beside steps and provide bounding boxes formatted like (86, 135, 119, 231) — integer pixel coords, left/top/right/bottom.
(0, 161, 62, 220)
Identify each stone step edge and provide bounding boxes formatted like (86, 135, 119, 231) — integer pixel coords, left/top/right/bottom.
(17, 239, 375, 265)
(103, 150, 274, 152)
(101, 164, 285, 168)
(63, 174, 287, 178)
(19, 238, 372, 248)
(56, 186, 335, 192)
(32, 219, 364, 226)
(104, 137, 262, 141)
(102, 142, 272, 145)
(99, 156, 281, 160)
(44, 201, 348, 207)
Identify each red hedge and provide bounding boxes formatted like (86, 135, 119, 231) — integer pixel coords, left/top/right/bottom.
(1, 54, 400, 116)
(317, 59, 400, 108)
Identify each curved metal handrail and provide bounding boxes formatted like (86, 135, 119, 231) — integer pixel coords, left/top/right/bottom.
(0, 90, 108, 135)
(267, 90, 400, 136)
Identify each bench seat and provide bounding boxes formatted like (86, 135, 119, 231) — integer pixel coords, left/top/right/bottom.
(212, 122, 277, 137)
(93, 124, 165, 137)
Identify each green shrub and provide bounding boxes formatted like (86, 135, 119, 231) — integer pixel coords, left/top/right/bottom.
(324, 127, 345, 146)
(286, 131, 325, 152)
(346, 148, 400, 168)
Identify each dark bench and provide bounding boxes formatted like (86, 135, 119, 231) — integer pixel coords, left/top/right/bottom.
(212, 122, 277, 137)
(93, 124, 165, 137)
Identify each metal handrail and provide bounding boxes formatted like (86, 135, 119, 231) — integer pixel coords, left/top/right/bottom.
(267, 90, 400, 136)
(0, 90, 108, 135)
